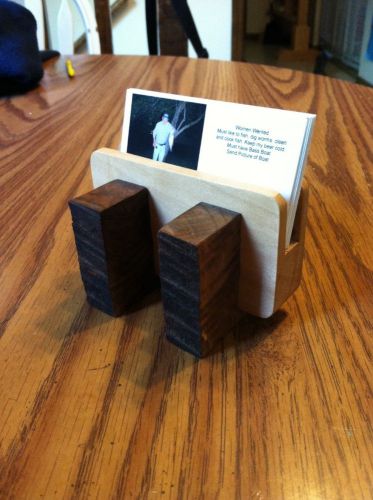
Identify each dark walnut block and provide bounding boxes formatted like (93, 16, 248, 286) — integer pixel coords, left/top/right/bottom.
(69, 179, 156, 316)
(158, 202, 242, 357)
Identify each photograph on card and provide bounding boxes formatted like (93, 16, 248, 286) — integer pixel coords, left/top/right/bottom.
(126, 93, 207, 169)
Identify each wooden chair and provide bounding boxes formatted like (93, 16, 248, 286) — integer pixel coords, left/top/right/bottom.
(56, 0, 101, 54)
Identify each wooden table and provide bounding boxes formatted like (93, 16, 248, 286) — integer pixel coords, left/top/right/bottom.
(0, 55, 372, 499)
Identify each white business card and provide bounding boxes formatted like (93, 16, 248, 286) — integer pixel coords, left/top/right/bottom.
(121, 88, 315, 245)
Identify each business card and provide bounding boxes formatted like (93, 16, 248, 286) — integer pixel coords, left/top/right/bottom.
(121, 88, 315, 244)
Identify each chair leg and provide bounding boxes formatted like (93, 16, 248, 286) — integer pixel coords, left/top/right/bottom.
(93, 0, 113, 54)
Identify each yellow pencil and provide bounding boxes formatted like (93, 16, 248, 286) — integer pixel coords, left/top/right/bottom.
(65, 59, 75, 78)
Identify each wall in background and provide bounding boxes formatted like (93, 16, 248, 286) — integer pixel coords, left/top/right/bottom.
(112, 0, 148, 55)
(187, 0, 232, 59)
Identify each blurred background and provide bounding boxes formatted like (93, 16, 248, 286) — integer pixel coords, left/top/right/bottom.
(16, 0, 373, 85)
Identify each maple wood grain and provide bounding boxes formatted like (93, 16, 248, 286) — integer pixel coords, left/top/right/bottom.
(0, 55, 372, 499)
(91, 148, 305, 318)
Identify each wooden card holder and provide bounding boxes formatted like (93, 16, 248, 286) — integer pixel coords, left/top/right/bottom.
(90, 148, 308, 319)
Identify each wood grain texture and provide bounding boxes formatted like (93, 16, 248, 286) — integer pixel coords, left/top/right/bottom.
(274, 183, 309, 311)
(232, 0, 246, 61)
(0, 55, 372, 499)
(91, 150, 308, 318)
(159, 203, 241, 357)
(93, 0, 113, 54)
(69, 180, 156, 316)
(158, 0, 188, 56)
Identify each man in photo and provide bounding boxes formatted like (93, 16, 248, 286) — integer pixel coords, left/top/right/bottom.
(152, 113, 175, 162)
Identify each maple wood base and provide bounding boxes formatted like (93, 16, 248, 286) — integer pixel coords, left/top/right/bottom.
(158, 202, 242, 357)
(69, 179, 157, 316)
(91, 150, 309, 318)
(70, 170, 308, 356)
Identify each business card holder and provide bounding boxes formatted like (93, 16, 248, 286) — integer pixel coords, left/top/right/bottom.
(89, 148, 308, 322)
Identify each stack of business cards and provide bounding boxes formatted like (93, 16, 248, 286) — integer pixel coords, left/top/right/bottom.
(121, 88, 316, 246)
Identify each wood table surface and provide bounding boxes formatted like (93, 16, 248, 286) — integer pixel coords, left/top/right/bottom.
(0, 55, 372, 499)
